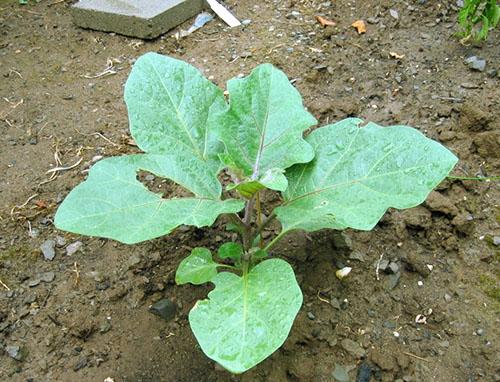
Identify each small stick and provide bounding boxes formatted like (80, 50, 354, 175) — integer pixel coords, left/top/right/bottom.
(10, 193, 39, 216)
(375, 253, 384, 281)
(93, 132, 118, 147)
(0, 278, 10, 291)
(46, 157, 83, 173)
(317, 291, 330, 304)
(402, 351, 429, 362)
(72, 262, 80, 286)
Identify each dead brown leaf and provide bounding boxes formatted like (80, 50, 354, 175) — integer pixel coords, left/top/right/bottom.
(351, 20, 367, 34)
(316, 15, 336, 27)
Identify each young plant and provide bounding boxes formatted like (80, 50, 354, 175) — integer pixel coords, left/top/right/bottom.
(457, 0, 499, 41)
(54, 53, 457, 373)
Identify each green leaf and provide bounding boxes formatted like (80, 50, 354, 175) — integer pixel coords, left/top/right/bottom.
(55, 155, 244, 244)
(124, 52, 227, 170)
(176, 248, 219, 285)
(228, 168, 288, 198)
(218, 242, 243, 261)
(216, 64, 316, 180)
(189, 259, 302, 373)
(275, 118, 457, 233)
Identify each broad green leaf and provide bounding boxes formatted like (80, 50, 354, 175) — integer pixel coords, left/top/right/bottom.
(228, 168, 288, 198)
(275, 118, 458, 233)
(54, 155, 244, 244)
(216, 64, 316, 180)
(189, 259, 302, 373)
(176, 248, 219, 285)
(124, 52, 227, 170)
(217, 242, 243, 261)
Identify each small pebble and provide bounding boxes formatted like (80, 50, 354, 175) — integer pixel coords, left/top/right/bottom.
(66, 241, 83, 256)
(493, 236, 500, 246)
(149, 299, 177, 321)
(6, 345, 23, 361)
(464, 56, 486, 72)
(241, 19, 252, 26)
(40, 239, 56, 261)
(417, 280, 424, 287)
(307, 311, 316, 320)
(332, 363, 349, 382)
(39, 271, 55, 283)
(389, 9, 399, 19)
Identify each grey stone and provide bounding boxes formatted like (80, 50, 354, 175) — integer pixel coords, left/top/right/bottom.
(356, 362, 372, 382)
(40, 271, 55, 283)
(389, 9, 399, 19)
(349, 251, 366, 262)
(388, 262, 400, 274)
(6, 345, 24, 361)
(40, 239, 56, 261)
(149, 298, 177, 321)
(66, 241, 83, 256)
(341, 338, 365, 358)
(72, 0, 205, 39)
(493, 236, 500, 246)
(332, 363, 350, 382)
(465, 56, 486, 72)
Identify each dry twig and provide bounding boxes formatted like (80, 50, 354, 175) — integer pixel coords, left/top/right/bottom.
(0, 278, 10, 291)
(72, 262, 80, 286)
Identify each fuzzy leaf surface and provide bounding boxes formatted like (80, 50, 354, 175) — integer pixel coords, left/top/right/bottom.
(54, 155, 244, 244)
(275, 118, 458, 232)
(216, 64, 316, 179)
(189, 259, 302, 373)
(176, 248, 219, 285)
(124, 52, 227, 170)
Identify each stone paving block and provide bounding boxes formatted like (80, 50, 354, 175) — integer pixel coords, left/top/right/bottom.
(71, 0, 205, 39)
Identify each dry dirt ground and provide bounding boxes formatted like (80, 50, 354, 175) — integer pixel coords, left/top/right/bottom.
(0, 0, 499, 381)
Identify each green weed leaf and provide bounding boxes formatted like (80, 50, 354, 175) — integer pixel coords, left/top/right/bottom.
(55, 155, 244, 244)
(216, 64, 316, 182)
(275, 118, 457, 233)
(176, 248, 219, 285)
(189, 259, 302, 373)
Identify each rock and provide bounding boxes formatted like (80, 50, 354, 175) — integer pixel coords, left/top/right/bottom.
(349, 251, 366, 262)
(73, 356, 88, 371)
(28, 278, 41, 287)
(6, 345, 24, 361)
(71, 0, 204, 39)
(356, 362, 372, 382)
(332, 231, 353, 250)
(474, 131, 500, 158)
(385, 271, 401, 290)
(371, 349, 397, 370)
(332, 363, 350, 382)
(367, 17, 379, 24)
(39, 271, 55, 283)
(307, 312, 316, 320)
(389, 9, 399, 19)
(40, 239, 56, 260)
(387, 262, 400, 274)
(66, 241, 83, 256)
(378, 259, 389, 272)
(493, 236, 500, 246)
(425, 191, 458, 216)
(149, 298, 176, 321)
(55, 236, 66, 247)
(341, 338, 366, 358)
(99, 319, 112, 333)
(464, 56, 486, 71)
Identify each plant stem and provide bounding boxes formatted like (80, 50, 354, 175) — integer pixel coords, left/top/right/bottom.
(241, 196, 256, 273)
(447, 175, 499, 181)
(255, 192, 264, 248)
(263, 230, 287, 252)
(255, 212, 276, 235)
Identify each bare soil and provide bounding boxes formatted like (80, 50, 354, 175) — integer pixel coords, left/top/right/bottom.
(1, 0, 499, 381)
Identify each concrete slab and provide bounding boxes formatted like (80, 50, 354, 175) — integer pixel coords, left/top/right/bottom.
(71, 0, 205, 39)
